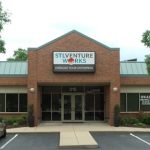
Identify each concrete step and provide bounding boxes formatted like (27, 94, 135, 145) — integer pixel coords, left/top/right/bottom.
(59, 131, 99, 149)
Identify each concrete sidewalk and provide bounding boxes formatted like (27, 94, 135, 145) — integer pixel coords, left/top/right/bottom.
(59, 131, 98, 148)
(7, 122, 150, 133)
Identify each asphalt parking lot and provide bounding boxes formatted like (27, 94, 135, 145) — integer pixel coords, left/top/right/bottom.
(92, 132, 150, 150)
(0, 132, 150, 150)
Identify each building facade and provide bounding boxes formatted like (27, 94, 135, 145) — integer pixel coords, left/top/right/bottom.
(0, 30, 150, 126)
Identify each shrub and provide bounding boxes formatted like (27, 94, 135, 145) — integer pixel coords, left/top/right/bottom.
(5, 118, 15, 125)
(4, 116, 27, 126)
(120, 117, 139, 126)
(133, 123, 146, 127)
(142, 115, 150, 125)
(128, 118, 139, 124)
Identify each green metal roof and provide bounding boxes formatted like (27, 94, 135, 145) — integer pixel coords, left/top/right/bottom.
(120, 62, 149, 76)
(0, 61, 27, 76)
(0, 61, 149, 77)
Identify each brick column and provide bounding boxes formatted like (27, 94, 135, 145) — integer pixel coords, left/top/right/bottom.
(108, 83, 120, 125)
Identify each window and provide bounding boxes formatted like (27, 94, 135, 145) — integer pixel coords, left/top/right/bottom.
(6, 94, 18, 112)
(42, 94, 51, 120)
(52, 94, 61, 121)
(140, 93, 150, 111)
(0, 94, 5, 112)
(120, 93, 150, 112)
(19, 94, 27, 112)
(41, 93, 61, 121)
(120, 93, 126, 112)
(0, 93, 27, 112)
(95, 94, 104, 120)
(127, 93, 139, 111)
(85, 93, 104, 121)
(85, 94, 94, 120)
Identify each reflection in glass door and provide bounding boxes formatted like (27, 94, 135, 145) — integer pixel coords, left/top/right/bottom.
(63, 94, 83, 122)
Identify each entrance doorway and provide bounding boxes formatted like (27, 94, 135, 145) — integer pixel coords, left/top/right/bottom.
(62, 94, 84, 122)
(41, 86, 104, 122)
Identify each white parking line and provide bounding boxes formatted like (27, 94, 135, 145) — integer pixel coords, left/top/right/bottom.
(0, 134, 18, 149)
(130, 133, 150, 146)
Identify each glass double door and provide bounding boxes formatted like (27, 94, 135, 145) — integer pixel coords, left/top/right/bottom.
(62, 94, 84, 122)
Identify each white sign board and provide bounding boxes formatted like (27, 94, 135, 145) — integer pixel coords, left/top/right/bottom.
(140, 94, 150, 105)
(53, 52, 95, 72)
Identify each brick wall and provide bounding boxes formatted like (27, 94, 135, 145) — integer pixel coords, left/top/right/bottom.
(28, 31, 120, 125)
(0, 77, 27, 86)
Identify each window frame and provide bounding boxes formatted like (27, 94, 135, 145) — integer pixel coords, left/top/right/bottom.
(120, 93, 150, 112)
(0, 93, 27, 113)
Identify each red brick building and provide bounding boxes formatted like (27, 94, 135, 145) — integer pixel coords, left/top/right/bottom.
(0, 30, 150, 126)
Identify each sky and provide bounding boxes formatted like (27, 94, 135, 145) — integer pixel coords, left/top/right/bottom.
(0, 0, 150, 61)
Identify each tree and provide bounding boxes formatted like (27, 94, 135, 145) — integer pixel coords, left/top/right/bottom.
(141, 30, 150, 48)
(145, 55, 150, 75)
(7, 48, 28, 61)
(0, 1, 10, 53)
(142, 30, 150, 75)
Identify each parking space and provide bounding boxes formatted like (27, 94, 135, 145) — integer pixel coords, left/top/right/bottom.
(132, 132, 150, 143)
(0, 134, 16, 149)
(0, 132, 149, 150)
(0, 133, 59, 150)
(92, 132, 150, 150)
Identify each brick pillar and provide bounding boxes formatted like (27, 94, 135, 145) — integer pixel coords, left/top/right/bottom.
(108, 83, 120, 126)
(27, 50, 39, 126)
(104, 85, 110, 122)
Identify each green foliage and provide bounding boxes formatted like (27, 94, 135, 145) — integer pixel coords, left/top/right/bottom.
(142, 115, 150, 125)
(7, 48, 28, 61)
(121, 117, 139, 126)
(133, 122, 146, 127)
(0, 39, 5, 53)
(145, 55, 150, 74)
(141, 30, 150, 48)
(0, 2, 10, 53)
(3, 116, 27, 126)
(121, 114, 150, 127)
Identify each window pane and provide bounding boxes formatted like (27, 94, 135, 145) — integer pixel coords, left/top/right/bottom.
(42, 94, 51, 111)
(42, 86, 61, 93)
(42, 112, 51, 121)
(85, 86, 104, 93)
(19, 94, 27, 112)
(0, 94, 5, 112)
(52, 94, 61, 111)
(75, 95, 83, 120)
(140, 93, 150, 111)
(120, 93, 126, 112)
(95, 94, 104, 111)
(62, 86, 84, 93)
(52, 112, 61, 121)
(64, 95, 71, 120)
(6, 94, 18, 112)
(127, 93, 139, 112)
(95, 112, 104, 120)
(85, 94, 94, 111)
(85, 112, 94, 120)
(50, 86, 61, 93)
